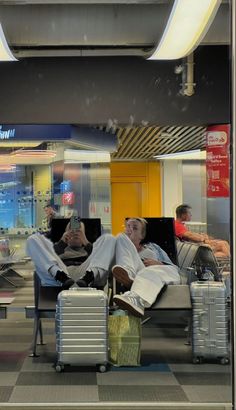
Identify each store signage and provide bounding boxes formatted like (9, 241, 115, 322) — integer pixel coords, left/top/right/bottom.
(62, 192, 75, 205)
(0, 126, 15, 139)
(0, 125, 71, 141)
(60, 180, 72, 193)
(206, 124, 230, 198)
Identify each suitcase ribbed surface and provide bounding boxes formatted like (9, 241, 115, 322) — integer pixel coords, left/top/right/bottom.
(56, 288, 108, 366)
(190, 281, 229, 362)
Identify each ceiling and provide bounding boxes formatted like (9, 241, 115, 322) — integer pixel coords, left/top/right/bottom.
(0, 0, 230, 161)
(110, 125, 207, 161)
(0, 0, 230, 58)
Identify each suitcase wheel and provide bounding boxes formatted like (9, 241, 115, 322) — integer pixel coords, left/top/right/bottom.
(98, 364, 107, 373)
(55, 363, 64, 373)
(220, 357, 229, 365)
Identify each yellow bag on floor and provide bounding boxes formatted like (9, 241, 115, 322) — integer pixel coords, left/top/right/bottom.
(108, 311, 142, 366)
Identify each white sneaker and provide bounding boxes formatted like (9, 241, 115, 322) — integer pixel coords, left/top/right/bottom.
(113, 291, 145, 317)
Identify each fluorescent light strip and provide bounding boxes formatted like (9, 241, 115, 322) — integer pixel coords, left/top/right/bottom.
(0, 141, 41, 148)
(64, 150, 111, 163)
(153, 150, 206, 160)
(149, 0, 221, 60)
(12, 150, 57, 158)
(0, 23, 17, 62)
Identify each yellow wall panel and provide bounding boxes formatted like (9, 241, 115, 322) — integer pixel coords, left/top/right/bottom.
(34, 165, 51, 194)
(110, 162, 161, 234)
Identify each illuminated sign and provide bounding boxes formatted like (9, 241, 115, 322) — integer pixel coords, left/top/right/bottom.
(206, 125, 230, 198)
(0, 126, 15, 139)
(0, 125, 71, 141)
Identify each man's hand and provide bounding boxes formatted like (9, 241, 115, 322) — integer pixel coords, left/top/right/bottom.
(70, 229, 89, 246)
(142, 258, 163, 266)
(61, 230, 72, 244)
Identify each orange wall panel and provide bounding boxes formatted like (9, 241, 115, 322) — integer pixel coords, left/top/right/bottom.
(110, 162, 161, 234)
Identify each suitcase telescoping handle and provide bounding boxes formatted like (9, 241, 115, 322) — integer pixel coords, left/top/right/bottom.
(199, 310, 208, 333)
(68, 286, 97, 291)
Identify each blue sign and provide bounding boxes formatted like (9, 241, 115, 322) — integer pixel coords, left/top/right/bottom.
(60, 180, 72, 193)
(0, 125, 71, 141)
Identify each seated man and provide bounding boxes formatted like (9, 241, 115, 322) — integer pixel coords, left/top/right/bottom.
(26, 222, 116, 289)
(174, 204, 230, 258)
(112, 217, 180, 317)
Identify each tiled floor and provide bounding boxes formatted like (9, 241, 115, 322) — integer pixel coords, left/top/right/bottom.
(0, 266, 232, 406)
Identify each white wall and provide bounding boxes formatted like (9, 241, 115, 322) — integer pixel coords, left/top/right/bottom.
(162, 159, 206, 222)
(162, 160, 183, 217)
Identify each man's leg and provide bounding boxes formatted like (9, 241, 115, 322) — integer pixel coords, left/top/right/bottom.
(208, 239, 230, 257)
(113, 265, 180, 317)
(112, 233, 145, 287)
(26, 233, 73, 287)
(76, 234, 116, 287)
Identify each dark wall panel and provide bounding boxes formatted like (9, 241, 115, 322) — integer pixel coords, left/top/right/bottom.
(0, 46, 230, 126)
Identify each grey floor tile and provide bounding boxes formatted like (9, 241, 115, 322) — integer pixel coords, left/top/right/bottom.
(0, 352, 25, 371)
(0, 386, 13, 402)
(0, 328, 33, 336)
(98, 385, 189, 402)
(0, 335, 32, 343)
(175, 372, 231, 385)
(0, 372, 18, 386)
(9, 385, 99, 403)
(170, 363, 231, 373)
(0, 343, 31, 351)
(16, 371, 97, 385)
(21, 357, 56, 372)
(97, 371, 179, 386)
(182, 385, 232, 403)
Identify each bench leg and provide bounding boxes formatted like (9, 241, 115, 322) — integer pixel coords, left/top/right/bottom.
(29, 315, 43, 357)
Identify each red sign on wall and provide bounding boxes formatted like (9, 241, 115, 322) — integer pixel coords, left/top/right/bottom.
(62, 192, 75, 205)
(206, 124, 230, 198)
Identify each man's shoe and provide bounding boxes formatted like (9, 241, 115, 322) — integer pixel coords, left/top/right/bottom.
(112, 265, 133, 288)
(113, 291, 145, 317)
(55, 270, 71, 284)
(62, 278, 75, 290)
(76, 270, 94, 287)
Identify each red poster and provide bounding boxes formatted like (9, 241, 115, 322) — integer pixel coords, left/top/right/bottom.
(206, 124, 230, 198)
(62, 192, 75, 205)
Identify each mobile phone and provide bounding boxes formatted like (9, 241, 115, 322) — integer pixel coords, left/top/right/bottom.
(70, 216, 81, 230)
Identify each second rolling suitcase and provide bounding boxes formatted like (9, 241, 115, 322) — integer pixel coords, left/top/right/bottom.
(190, 281, 229, 364)
(55, 287, 108, 372)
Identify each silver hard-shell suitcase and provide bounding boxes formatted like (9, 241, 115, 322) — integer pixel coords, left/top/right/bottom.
(190, 281, 229, 364)
(55, 287, 108, 372)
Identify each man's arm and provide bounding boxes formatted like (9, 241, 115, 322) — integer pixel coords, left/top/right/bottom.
(53, 239, 67, 255)
(182, 230, 208, 243)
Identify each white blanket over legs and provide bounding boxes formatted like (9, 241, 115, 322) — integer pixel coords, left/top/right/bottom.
(115, 233, 180, 307)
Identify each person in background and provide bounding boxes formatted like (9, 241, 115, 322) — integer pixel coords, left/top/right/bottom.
(42, 202, 58, 237)
(174, 204, 230, 258)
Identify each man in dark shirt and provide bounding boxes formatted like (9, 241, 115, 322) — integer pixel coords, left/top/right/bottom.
(53, 222, 93, 266)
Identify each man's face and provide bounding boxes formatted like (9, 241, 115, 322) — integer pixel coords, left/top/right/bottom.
(67, 222, 85, 247)
(44, 206, 53, 217)
(67, 231, 81, 247)
(183, 209, 192, 222)
(125, 218, 144, 244)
